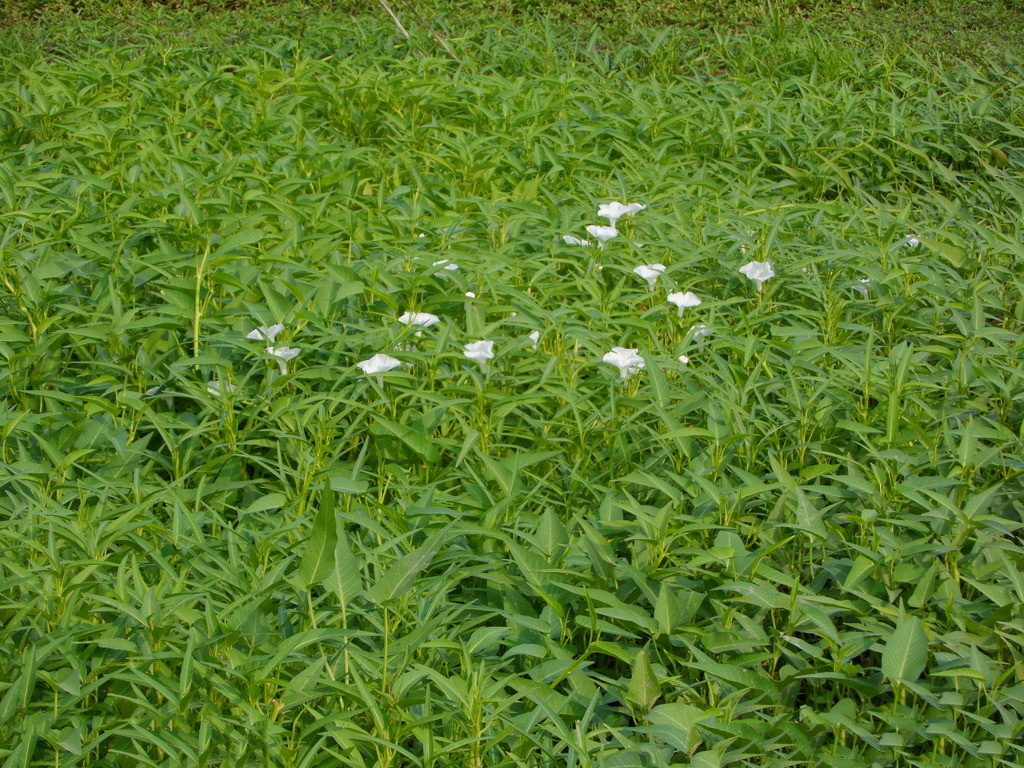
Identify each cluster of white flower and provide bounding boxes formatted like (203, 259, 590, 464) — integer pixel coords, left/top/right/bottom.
(198, 207, 922, 399)
(206, 323, 301, 396)
(562, 201, 787, 380)
(161, 213, 914, 399)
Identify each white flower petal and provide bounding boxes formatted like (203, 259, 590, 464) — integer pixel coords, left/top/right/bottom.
(633, 263, 666, 289)
(246, 323, 285, 342)
(667, 291, 702, 316)
(463, 340, 495, 365)
(563, 235, 592, 246)
(267, 346, 300, 362)
(357, 354, 402, 376)
(398, 312, 440, 327)
(207, 380, 237, 397)
(598, 201, 646, 225)
(585, 225, 618, 245)
(602, 347, 645, 379)
(739, 260, 775, 291)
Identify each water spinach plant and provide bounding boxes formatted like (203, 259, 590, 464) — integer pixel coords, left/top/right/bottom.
(1, 8, 1024, 767)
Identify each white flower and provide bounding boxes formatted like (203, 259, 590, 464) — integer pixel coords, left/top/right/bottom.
(598, 201, 646, 227)
(903, 234, 921, 248)
(603, 347, 645, 379)
(398, 312, 440, 328)
(267, 346, 300, 375)
(853, 279, 871, 299)
(433, 259, 459, 271)
(146, 385, 174, 408)
(357, 353, 402, 385)
(357, 354, 402, 376)
(463, 340, 495, 369)
(667, 291, 702, 317)
(465, 291, 476, 298)
(678, 355, 690, 365)
(690, 324, 713, 340)
(585, 225, 618, 247)
(563, 235, 592, 246)
(528, 330, 540, 350)
(246, 324, 285, 342)
(739, 260, 775, 292)
(633, 263, 666, 290)
(207, 380, 237, 397)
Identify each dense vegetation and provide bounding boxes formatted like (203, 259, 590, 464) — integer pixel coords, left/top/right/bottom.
(2, 3, 1024, 766)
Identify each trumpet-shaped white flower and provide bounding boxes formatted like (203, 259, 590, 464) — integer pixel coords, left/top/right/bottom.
(463, 340, 495, 369)
(690, 324, 713, 340)
(633, 263, 666, 290)
(358, 353, 402, 385)
(598, 201, 646, 226)
(678, 355, 690, 365)
(903, 234, 921, 248)
(246, 324, 285, 342)
(267, 346, 300, 375)
(207, 380, 237, 397)
(603, 347, 645, 379)
(585, 225, 618, 247)
(528, 331, 540, 350)
(563, 235, 592, 246)
(667, 291, 702, 317)
(739, 260, 775, 292)
(398, 312, 440, 328)
(465, 291, 476, 298)
(433, 259, 459, 271)
(357, 354, 402, 376)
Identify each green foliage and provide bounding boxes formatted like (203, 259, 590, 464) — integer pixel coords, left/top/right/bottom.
(2, 8, 1024, 767)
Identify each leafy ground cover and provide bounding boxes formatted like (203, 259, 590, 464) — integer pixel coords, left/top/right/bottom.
(2, 7, 1024, 767)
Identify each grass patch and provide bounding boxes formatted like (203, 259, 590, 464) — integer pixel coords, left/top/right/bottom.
(2, 8, 1024, 767)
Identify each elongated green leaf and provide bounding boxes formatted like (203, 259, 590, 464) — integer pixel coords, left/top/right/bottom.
(626, 650, 661, 714)
(881, 616, 928, 685)
(369, 415, 440, 463)
(323, 529, 363, 610)
(646, 702, 706, 754)
(654, 582, 681, 636)
(535, 508, 568, 561)
(296, 488, 338, 589)
(366, 521, 455, 605)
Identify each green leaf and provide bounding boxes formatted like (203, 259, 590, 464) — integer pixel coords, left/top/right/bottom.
(646, 702, 706, 754)
(881, 616, 928, 685)
(296, 488, 338, 589)
(242, 492, 288, 515)
(324, 469, 369, 495)
(654, 582, 681, 636)
(323, 529, 363, 611)
(369, 415, 441, 463)
(366, 521, 455, 605)
(626, 650, 661, 714)
(535, 508, 568, 561)
(645, 357, 671, 409)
